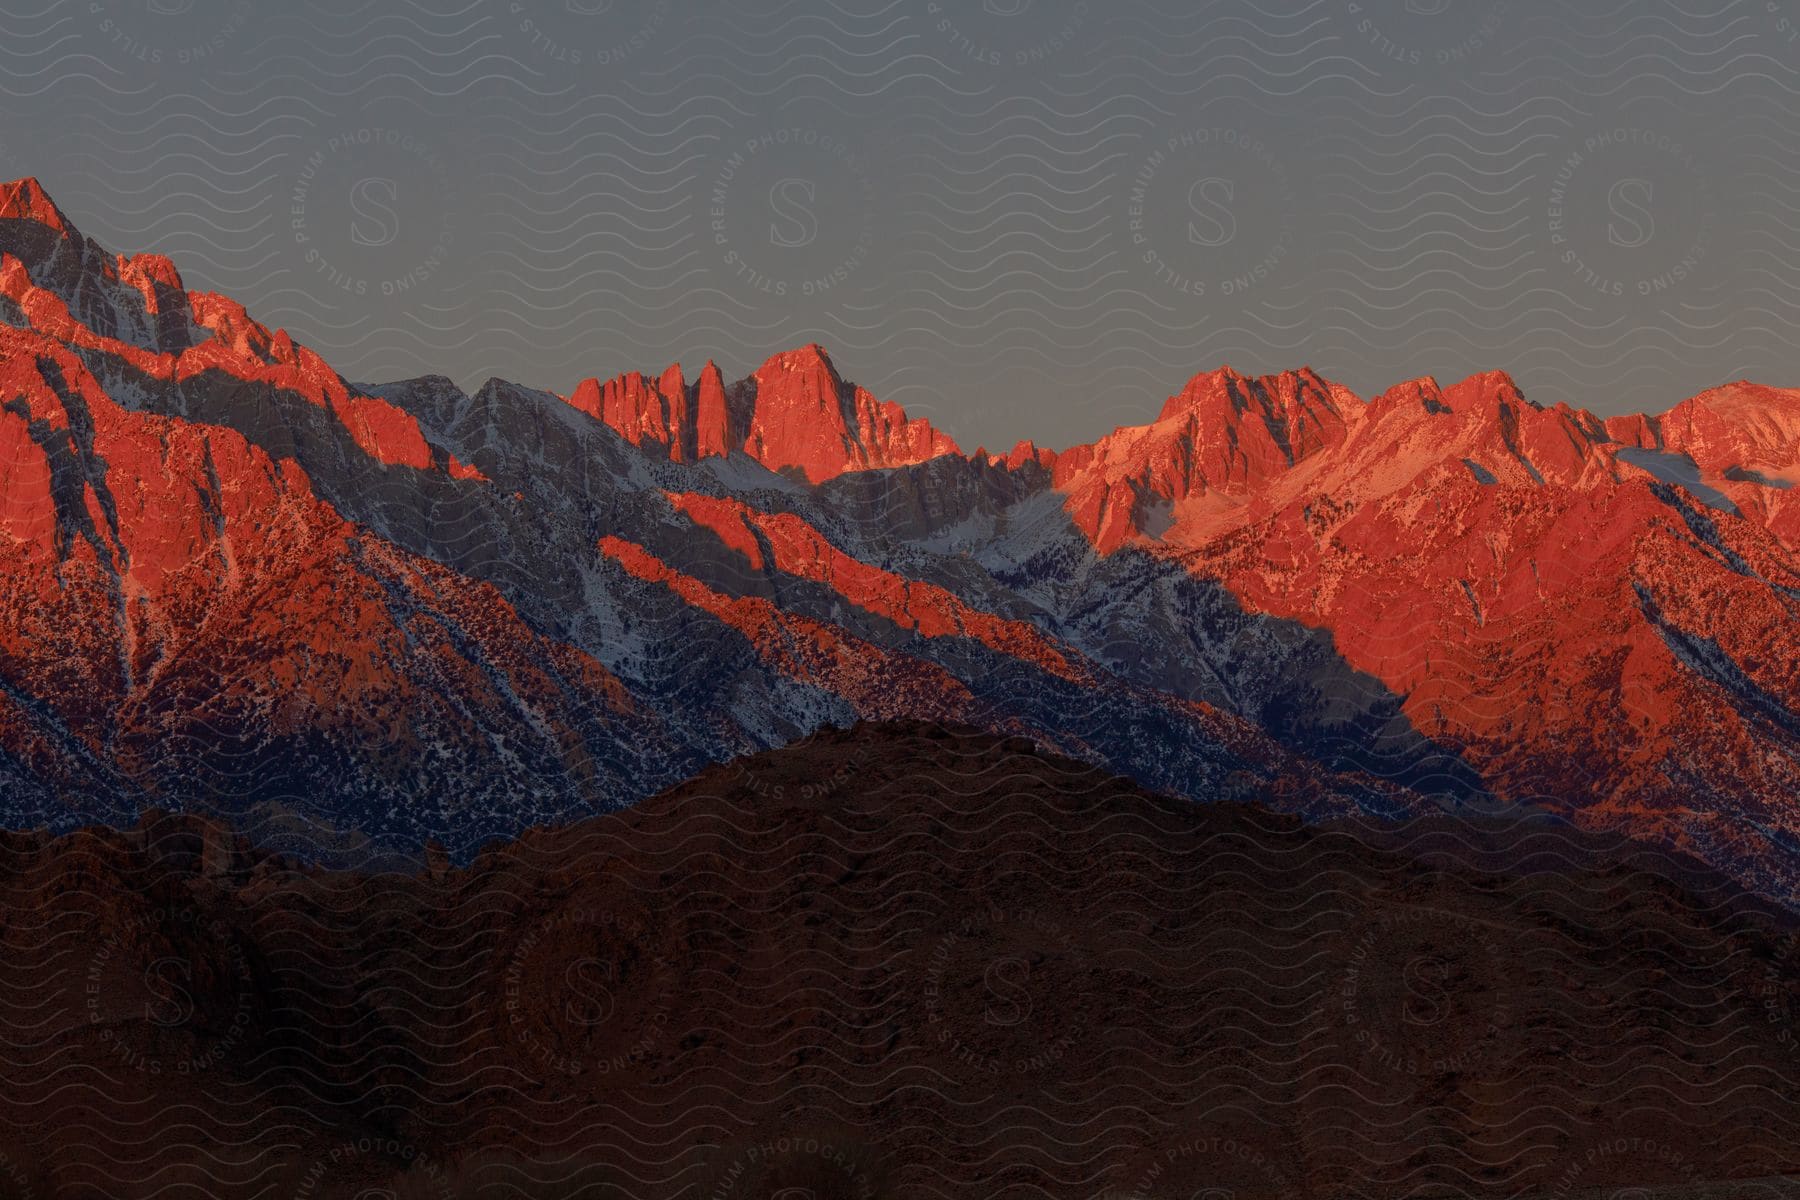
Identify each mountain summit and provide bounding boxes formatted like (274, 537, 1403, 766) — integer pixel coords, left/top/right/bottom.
(2, 178, 1798, 904)
(562, 342, 960, 482)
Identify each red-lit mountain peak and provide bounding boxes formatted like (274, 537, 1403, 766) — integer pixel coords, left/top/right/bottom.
(559, 342, 961, 484)
(0, 178, 484, 479)
(0, 177, 73, 235)
(114, 252, 185, 312)
(1159, 364, 1358, 471)
(1658, 381, 1800, 475)
(569, 365, 684, 454)
(741, 343, 961, 483)
(1598, 380, 1800, 545)
(1044, 365, 1361, 551)
(1345, 369, 1614, 491)
(1156, 363, 1352, 423)
(694, 359, 730, 459)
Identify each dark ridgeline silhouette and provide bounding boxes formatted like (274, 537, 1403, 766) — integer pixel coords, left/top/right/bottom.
(0, 723, 1797, 1198)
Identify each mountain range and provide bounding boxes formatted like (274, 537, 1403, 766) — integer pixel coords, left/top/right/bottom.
(2, 176, 1797, 903)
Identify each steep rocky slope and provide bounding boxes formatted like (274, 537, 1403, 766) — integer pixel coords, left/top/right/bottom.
(2, 177, 1798, 906)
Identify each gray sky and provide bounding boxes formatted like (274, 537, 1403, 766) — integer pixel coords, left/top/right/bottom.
(0, 0, 1791, 451)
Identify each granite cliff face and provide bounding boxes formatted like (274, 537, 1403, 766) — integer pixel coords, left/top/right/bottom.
(2, 178, 1799, 903)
